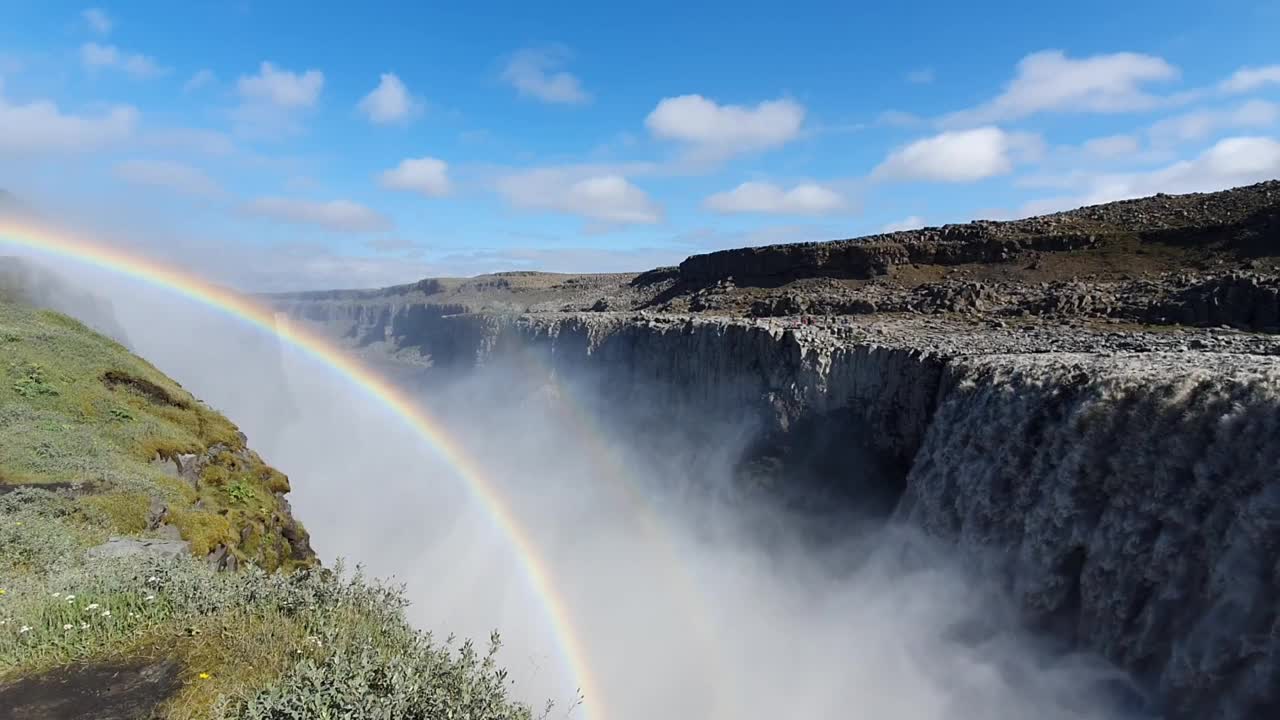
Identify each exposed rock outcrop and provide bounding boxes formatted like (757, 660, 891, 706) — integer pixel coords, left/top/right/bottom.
(86, 537, 191, 561)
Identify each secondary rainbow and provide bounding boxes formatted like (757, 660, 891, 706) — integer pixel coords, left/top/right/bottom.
(0, 218, 600, 719)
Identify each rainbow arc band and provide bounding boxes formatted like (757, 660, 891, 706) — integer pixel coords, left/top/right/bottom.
(0, 218, 600, 719)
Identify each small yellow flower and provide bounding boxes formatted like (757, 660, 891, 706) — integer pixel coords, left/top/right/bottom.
(0, 589, 6, 595)
(198, 672, 211, 680)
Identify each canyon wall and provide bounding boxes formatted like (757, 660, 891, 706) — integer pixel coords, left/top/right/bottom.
(273, 294, 1280, 719)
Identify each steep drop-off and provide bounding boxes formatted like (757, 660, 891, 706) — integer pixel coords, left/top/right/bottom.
(271, 181, 1280, 719)
(0, 298, 531, 720)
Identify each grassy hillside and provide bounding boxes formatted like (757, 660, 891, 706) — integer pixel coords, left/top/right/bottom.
(0, 299, 531, 719)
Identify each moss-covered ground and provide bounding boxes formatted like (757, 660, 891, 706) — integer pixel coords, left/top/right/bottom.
(0, 299, 533, 719)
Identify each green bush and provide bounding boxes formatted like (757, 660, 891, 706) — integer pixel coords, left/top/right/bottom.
(10, 362, 58, 398)
(0, 488, 85, 576)
(0, 555, 533, 720)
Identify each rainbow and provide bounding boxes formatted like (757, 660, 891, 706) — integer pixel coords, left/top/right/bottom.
(0, 218, 599, 718)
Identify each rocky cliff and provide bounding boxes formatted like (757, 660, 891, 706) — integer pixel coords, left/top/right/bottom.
(269, 181, 1280, 720)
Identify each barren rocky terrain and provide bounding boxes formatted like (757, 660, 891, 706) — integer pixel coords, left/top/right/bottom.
(273, 180, 1280, 341)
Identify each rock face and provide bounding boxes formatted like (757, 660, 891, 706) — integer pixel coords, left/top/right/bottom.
(0, 657, 183, 720)
(899, 354, 1280, 720)
(269, 180, 1280, 720)
(676, 181, 1280, 285)
(86, 537, 191, 561)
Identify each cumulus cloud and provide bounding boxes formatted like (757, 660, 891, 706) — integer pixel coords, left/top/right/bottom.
(0, 94, 137, 154)
(237, 62, 324, 109)
(81, 8, 112, 35)
(1021, 136, 1280, 216)
(943, 50, 1178, 126)
(502, 47, 589, 104)
(184, 69, 215, 93)
(1148, 100, 1279, 145)
(872, 126, 1042, 182)
(242, 196, 392, 232)
(1220, 65, 1280, 94)
(114, 159, 222, 197)
(882, 215, 926, 232)
(646, 95, 805, 160)
(703, 181, 846, 215)
(496, 169, 661, 226)
(1080, 134, 1142, 159)
(233, 62, 325, 137)
(358, 73, 421, 124)
(379, 156, 451, 197)
(80, 42, 165, 78)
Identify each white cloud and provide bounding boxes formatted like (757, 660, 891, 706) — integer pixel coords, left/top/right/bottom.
(882, 215, 926, 232)
(646, 94, 805, 159)
(358, 73, 420, 124)
(1080, 134, 1142, 159)
(233, 62, 325, 138)
(496, 169, 661, 225)
(114, 159, 221, 197)
(703, 181, 846, 215)
(82, 8, 112, 35)
(1149, 100, 1279, 144)
(184, 69, 215, 93)
(1220, 65, 1280, 94)
(0, 94, 137, 154)
(237, 62, 323, 109)
(1021, 136, 1280, 216)
(502, 47, 589, 104)
(379, 156, 451, 197)
(80, 42, 164, 78)
(906, 68, 935, 84)
(944, 50, 1178, 126)
(243, 197, 391, 232)
(872, 126, 1042, 182)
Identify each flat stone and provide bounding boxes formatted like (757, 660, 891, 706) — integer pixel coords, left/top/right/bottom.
(86, 536, 190, 561)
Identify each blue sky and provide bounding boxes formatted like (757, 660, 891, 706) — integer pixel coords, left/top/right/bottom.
(1, 1, 1278, 290)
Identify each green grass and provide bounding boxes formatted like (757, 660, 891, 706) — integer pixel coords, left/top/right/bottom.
(0, 301, 303, 572)
(0, 300, 535, 719)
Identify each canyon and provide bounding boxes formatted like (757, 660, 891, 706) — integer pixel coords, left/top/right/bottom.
(268, 181, 1280, 720)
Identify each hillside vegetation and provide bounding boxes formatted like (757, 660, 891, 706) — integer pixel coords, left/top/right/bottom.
(0, 299, 531, 719)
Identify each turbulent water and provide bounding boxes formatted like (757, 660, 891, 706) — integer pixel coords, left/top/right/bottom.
(903, 355, 1280, 719)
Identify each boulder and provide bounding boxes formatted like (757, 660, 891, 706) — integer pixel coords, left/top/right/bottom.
(86, 537, 190, 561)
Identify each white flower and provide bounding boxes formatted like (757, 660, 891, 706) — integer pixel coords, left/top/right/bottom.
(79, 622, 89, 630)
(147, 576, 159, 584)
(65, 595, 75, 602)
(86, 603, 100, 611)
(51, 592, 61, 598)
(63, 623, 73, 630)
(127, 612, 135, 619)
(101, 610, 111, 617)
(145, 595, 156, 602)
(19, 625, 31, 633)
